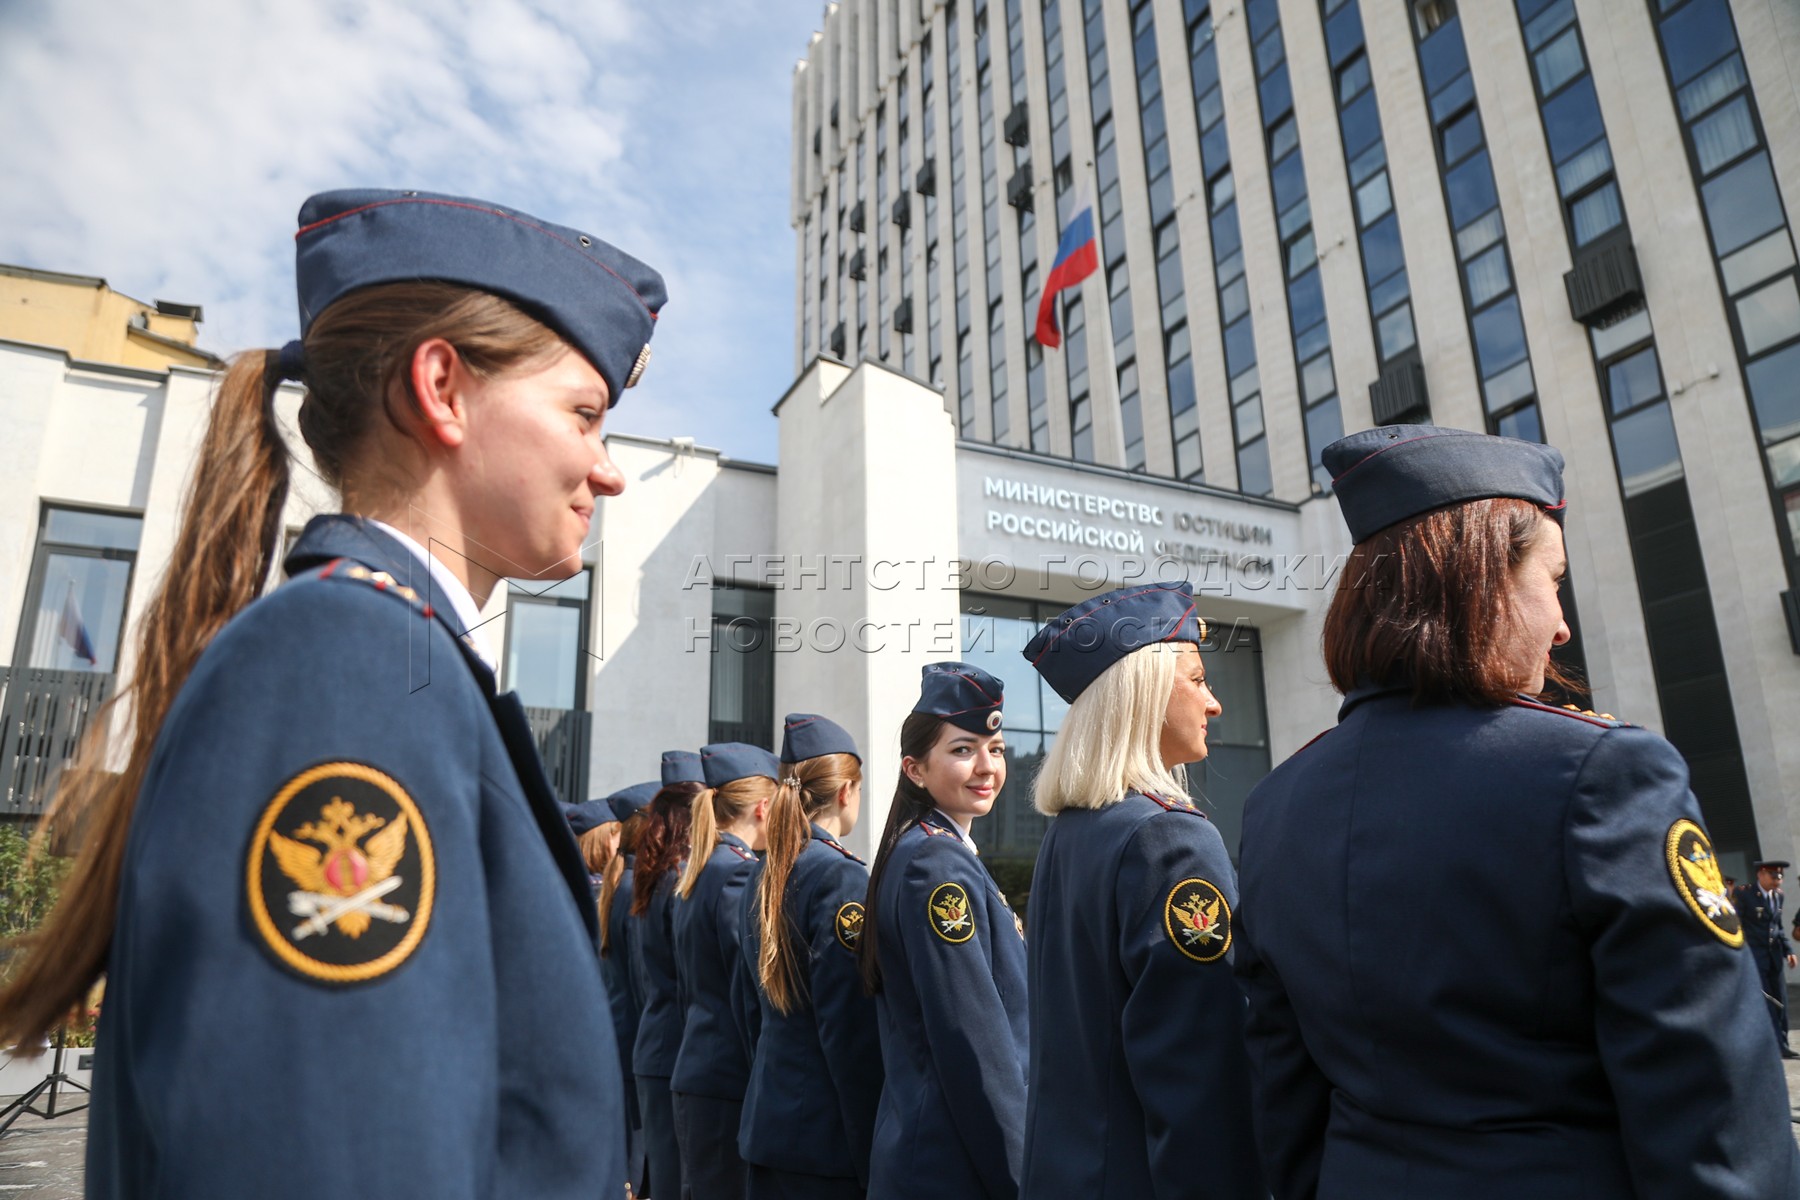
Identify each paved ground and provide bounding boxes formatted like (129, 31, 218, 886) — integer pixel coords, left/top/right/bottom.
(2, 1060, 1799, 1195)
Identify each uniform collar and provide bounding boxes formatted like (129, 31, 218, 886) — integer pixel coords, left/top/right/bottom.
(285, 514, 495, 671)
(1336, 679, 1412, 721)
(719, 830, 752, 854)
(921, 808, 979, 855)
(365, 519, 493, 671)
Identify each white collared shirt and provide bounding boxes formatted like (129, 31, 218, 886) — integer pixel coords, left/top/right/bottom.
(367, 519, 496, 673)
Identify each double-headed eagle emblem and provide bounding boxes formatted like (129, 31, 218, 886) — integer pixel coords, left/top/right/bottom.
(1665, 818, 1743, 948)
(1173, 892, 1225, 949)
(269, 797, 412, 940)
(929, 882, 975, 943)
(1165, 878, 1232, 962)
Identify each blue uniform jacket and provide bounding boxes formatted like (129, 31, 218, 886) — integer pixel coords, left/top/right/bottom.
(87, 515, 625, 1200)
(604, 855, 642, 1088)
(1735, 885, 1791, 970)
(1021, 791, 1265, 1199)
(1236, 685, 1800, 1199)
(736, 825, 884, 1184)
(633, 868, 685, 1079)
(868, 810, 1028, 1200)
(671, 831, 759, 1100)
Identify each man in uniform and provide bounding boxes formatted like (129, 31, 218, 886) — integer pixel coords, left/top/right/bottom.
(1735, 859, 1796, 1057)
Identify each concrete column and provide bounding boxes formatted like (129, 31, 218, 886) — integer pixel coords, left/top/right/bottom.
(774, 359, 962, 857)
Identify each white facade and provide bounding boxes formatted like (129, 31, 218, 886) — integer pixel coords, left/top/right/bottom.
(788, 0, 1800, 875)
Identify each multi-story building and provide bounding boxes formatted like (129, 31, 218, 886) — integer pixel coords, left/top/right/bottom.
(783, 0, 1800, 883)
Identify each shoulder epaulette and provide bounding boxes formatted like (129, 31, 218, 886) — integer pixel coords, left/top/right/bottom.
(725, 842, 757, 862)
(918, 820, 956, 838)
(1143, 791, 1207, 818)
(317, 558, 436, 620)
(1511, 697, 1631, 728)
(818, 835, 866, 864)
(1295, 727, 1334, 755)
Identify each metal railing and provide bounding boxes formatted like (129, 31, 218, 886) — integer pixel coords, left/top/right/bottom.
(0, 667, 590, 815)
(0, 667, 115, 815)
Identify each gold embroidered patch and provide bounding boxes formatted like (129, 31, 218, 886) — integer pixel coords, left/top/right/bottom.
(1665, 818, 1744, 948)
(1165, 878, 1231, 962)
(928, 882, 975, 943)
(835, 901, 865, 952)
(247, 762, 436, 984)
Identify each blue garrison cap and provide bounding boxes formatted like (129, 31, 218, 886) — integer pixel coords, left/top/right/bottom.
(661, 750, 705, 787)
(606, 781, 661, 822)
(1024, 582, 1206, 704)
(781, 713, 861, 764)
(913, 663, 1005, 735)
(700, 743, 781, 789)
(566, 799, 619, 838)
(1323, 424, 1566, 544)
(293, 188, 667, 404)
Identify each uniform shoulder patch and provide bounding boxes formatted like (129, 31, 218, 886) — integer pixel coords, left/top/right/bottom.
(835, 901, 865, 952)
(819, 835, 866, 864)
(1144, 792, 1206, 818)
(927, 881, 975, 943)
(246, 761, 436, 985)
(1511, 697, 1630, 727)
(1164, 878, 1232, 962)
(1665, 818, 1744, 948)
(318, 559, 436, 620)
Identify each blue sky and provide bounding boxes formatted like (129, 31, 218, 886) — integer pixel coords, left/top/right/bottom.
(0, 0, 821, 464)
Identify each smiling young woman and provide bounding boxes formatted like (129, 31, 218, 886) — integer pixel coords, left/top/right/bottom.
(0, 189, 666, 1200)
(858, 663, 1029, 1200)
(1018, 582, 1265, 1200)
(1235, 424, 1798, 1198)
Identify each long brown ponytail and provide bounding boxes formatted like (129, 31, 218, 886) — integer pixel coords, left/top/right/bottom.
(598, 813, 643, 956)
(0, 281, 565, 1046)
(759, 753, 862, 1014)
(678, 777, 775, 899)
(633, 783, 701, 917)
(859, 713, 951, 996)
(0, 349, 290, 1044)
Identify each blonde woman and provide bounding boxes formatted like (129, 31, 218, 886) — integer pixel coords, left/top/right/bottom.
(1018, 581, 1264, 1198)
(672, 742, 776, 1200)
(738, 713, 881, 1199)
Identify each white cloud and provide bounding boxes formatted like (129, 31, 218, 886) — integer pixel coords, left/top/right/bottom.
(0, 0, 811, 461)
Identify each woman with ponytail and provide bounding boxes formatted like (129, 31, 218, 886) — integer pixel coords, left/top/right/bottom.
(633, 751, 704, 1200)
(670, 742, 777, 1200)
(736, 713, 880, 1199)
(859, 664, 1028, 1200)
(593, 781, 658, 1200)
(0, 189, 666, 1200)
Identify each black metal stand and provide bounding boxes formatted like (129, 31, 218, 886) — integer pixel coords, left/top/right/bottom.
(0, 1028, 89, 1135)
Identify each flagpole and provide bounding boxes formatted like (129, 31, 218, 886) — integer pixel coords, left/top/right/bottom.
(1085, 158, 1124, 465)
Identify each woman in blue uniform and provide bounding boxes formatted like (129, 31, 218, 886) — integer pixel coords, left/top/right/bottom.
(1017, 581, 1265, 1198)
(672, 742, 776, 1200)
(738, 713, 881, 1199)
(597, 781, 659, 1199)
(1236, 425, 1800, 1198)
(857, 664, 1028, 1200)
(634, 751, 704, 1200)
(0, 189, 665, 1199)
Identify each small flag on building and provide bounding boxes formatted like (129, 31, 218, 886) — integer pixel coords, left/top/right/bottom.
(1034, 197, 1100, 349)
(60, 586, 96, 666)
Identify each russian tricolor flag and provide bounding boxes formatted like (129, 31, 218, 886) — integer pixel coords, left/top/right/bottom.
(1035, 199, 1099, 349)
